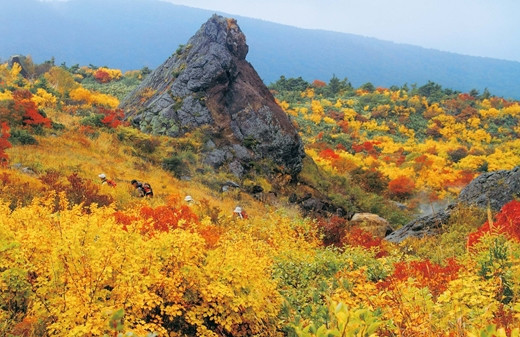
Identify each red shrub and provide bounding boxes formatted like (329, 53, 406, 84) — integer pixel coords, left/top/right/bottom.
(13, 89, 51, 128)
(352, 141, 379, 154)
(458, 93, 475, 102)
(98, 107, 125, 128)
(318, 216, 348, 247)
(65, 173, 113, 210)
(335, 143, 346, 151)
(342, 227, 387, 257)
(467, 200, 520, 247)
(78, 125, 97, 137)
(39, 170, 64, 191)
(93, 69, 111, 83)
(338, 120, 349, 133)
(379, 258, 461, 297)
(0, 122, 11, 167)
(493, 303, 514, 336)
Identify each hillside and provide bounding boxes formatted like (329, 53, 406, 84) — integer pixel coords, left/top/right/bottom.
(2, 49, 520, 336)
(2, 0, 520, 98)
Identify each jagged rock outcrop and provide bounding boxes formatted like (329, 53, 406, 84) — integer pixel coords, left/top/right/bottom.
(457, 166, 520, 211)
(386, 166, 520, 243)
(120, 15, 304, 177)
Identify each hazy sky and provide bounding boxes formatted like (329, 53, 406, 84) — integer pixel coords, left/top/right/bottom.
(162, 0, 519, 63)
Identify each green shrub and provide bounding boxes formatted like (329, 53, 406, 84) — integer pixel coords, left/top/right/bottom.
(9, 129, 37, 145)
(80, 113, 104, 127)
(162, 152, 195, 178)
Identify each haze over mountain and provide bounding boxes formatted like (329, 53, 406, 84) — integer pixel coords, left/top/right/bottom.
(2, 0, 520, 98)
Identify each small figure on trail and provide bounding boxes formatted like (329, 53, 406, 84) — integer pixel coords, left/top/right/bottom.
(233, 206, 248, 219)
(184, 195, 194, 203)
(131, 179, 153, 197)
(99, 173, 116, 187)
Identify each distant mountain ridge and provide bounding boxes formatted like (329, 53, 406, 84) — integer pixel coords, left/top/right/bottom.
(2, 0, 520, 98)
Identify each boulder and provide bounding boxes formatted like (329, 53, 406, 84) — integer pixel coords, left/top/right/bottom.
(120, 15, 304, 177)
(350, 213, 393, 238)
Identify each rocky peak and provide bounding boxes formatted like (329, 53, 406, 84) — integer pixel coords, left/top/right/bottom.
(120, 15, 304, 177)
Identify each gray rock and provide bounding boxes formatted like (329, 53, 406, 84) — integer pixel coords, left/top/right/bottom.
(385, 209, 451, 243)
(228, 160, 244, 178)
(224, 180, 240, 188)
(458, 166, 520, 211)
(204, 149, 228, 168)
(385, 166, 520, 243)
(120, 15, 305, 177)
(204, 140, 216, 150)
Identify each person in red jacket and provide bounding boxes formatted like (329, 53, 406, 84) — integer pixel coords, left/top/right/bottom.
(233, 206, 248, 219)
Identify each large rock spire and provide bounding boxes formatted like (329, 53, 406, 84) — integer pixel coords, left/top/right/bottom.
(120, 15, 304, 177)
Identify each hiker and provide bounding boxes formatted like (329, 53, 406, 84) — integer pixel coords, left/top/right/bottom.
(131, 179, 153, 197)
(233, 206, 248, 219)
(184, 195, 194, 203)
(99, 173, 116, 187)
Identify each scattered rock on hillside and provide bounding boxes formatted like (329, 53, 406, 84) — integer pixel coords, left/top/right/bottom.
(457, 166, 520, 211)
(350, 213, 394, 238)
(294, 192, 349, 218)
(120, 15, 304, 177)
(384, 208, 452, 242)
(385, 166, 520, 243)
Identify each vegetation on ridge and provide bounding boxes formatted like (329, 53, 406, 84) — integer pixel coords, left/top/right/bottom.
(1, 58, 520, 336)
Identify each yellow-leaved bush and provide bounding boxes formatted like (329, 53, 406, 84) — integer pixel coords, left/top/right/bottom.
(0, 195, 304, 336)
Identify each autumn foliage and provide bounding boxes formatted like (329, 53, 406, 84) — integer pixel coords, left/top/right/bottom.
(98, 107, 125, 128)
(388, 175, 416, 200)
(3, 59, 520, 336)
(342, 227, 387, 257)
(467, 200, 520, 247)
(13, 89, 51, 127)
(0, 122, 11, 166)
(379, 258, 461, 297)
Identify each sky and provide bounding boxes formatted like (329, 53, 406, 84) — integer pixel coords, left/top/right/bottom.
(161, 0, 520, 63)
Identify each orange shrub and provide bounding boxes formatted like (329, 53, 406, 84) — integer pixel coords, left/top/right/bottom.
(318, 148, 339, 160)
(388, 176, 415, 200)
(140, 203, 199, 233)
(312, 79, 326, 88)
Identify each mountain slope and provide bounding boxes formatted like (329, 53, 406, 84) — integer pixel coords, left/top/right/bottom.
(2, 0, 520, 98)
